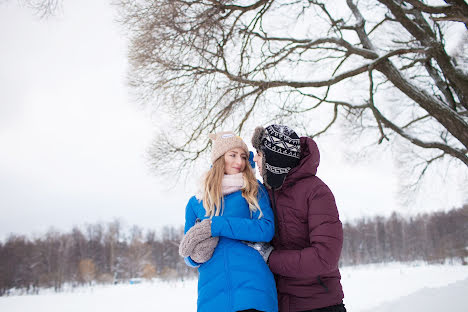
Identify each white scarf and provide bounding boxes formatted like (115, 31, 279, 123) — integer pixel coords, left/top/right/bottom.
(221, 172, 244, 195)
(196, 172, 244, 200)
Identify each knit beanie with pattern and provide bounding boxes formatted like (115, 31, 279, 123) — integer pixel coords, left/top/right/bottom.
(209, 131, 249, 164)
(251, 125, 301, 189)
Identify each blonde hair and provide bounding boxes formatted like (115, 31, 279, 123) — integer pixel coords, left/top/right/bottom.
(202, 156, 263, 218)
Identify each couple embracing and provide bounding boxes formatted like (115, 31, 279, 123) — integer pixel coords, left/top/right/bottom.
(179, 125, 346, 312)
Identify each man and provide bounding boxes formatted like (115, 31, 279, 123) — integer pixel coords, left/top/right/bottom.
(251, 124, 346, 312)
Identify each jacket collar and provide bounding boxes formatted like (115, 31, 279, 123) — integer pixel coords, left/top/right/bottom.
(280, 137, 320, 189)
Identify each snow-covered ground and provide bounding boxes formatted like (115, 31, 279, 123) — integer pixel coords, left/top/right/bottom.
(1, 262, 467, 312)
(341, 262, 468, 311)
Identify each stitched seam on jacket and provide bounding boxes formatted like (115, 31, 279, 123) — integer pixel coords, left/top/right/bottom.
(224, 248, 233, 311)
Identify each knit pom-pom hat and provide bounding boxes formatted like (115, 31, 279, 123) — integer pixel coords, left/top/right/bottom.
(209, 131, 249, 164)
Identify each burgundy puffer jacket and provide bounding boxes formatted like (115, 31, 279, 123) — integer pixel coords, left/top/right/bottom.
(267, 137, 344, 312)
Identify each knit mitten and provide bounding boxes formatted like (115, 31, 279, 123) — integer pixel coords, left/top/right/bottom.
(191, 236, 219, 263)
(243, 241, 274, 263)
(179, 219, 212, 258)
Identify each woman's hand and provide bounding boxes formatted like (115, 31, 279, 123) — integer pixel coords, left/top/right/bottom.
(179, 219, 213, 258)
(191, 236, 219, 263)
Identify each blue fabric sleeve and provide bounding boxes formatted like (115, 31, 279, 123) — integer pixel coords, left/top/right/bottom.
(211, 184, 274, 242)
(184, 256, 200, 268)
(182, 197, 202, 268)
(184, 197, 198, 234)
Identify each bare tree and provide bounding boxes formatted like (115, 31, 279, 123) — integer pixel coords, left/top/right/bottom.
(116, 0, 468, 185)
(4, 0, 63, 18)
(120, 225, 152, 279)
(78, 258, 96, 285)
(104, 220, 121, 276)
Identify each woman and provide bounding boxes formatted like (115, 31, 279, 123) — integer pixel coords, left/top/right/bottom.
(179, 131, 278, 312)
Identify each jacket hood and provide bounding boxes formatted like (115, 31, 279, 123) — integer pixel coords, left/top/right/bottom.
(283, 137, 320, 185)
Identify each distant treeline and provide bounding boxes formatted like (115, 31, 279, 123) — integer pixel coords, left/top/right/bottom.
(340, 205, 468, 266)
(1, 205, 467, 296)
(0, 222, 187, 296)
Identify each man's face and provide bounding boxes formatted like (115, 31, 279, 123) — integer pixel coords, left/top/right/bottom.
(253, 150, 263, 175)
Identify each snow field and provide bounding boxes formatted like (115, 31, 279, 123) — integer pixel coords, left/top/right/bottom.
(0, 280, 197, 312)
(1, 262, 467, 312)
(341, 262, 468, 311)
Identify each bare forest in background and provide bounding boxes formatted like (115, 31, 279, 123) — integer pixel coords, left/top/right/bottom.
(1, 204, 467, 296)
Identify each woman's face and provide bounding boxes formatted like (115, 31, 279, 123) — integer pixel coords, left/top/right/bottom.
(253, 150, 263, 175)
(224, 147, 247, 175)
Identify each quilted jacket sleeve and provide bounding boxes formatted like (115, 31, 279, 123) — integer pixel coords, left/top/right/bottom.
(210, 185, 275, 242)
(268, 185, 343, 278)
(182, 196, 201, 268)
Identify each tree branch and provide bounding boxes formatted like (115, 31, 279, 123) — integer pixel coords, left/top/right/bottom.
(368, 69, 389, 143)
(245, 31, 379, 59)
(311, 103, 339, 138)
(208, 0, 271, 12)
(402, 114, 431, 129)
(404, 0, 452, 14)
(379, 0, 468, 105)
(371, 104, 468, 166)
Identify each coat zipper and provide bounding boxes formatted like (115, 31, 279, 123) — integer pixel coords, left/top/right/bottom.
(224, 247, 233, 311)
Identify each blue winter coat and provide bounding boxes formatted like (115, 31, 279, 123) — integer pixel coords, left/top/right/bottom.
(184, 184, 278, 312)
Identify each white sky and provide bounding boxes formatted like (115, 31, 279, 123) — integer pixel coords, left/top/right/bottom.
(0, 0, 466, 240)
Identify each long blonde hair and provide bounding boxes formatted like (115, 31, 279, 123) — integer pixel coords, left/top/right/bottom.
(202, 156, 263, 218)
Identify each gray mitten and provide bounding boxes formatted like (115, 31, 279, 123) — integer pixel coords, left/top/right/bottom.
(179, 219, 213, 258)
(243, 241, 274, 263)
(191, 236, 219, 263)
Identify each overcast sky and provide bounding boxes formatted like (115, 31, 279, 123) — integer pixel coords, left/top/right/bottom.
(0, 0, 466, 241)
